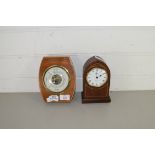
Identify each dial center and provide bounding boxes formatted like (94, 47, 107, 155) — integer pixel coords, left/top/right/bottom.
(51, 74, 62, 85)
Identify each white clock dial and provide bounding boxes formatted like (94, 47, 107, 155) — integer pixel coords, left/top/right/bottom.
(86, 68, 108, 87)
(43, 66, 70, 92)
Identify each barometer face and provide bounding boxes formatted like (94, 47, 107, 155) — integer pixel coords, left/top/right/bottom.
(86, 67, 108, 87)
(43, 66, 70, 93)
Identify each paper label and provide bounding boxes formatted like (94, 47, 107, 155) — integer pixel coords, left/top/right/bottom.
(46, 95, 59, 102)
(60, 95, 70, 101)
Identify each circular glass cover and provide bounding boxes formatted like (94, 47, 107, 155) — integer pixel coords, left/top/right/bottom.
(86, 67, 108, 87)
(43, 66, 70, 92)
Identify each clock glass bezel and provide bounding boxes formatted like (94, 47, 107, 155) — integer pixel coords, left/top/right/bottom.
(86, 67, 108, 88)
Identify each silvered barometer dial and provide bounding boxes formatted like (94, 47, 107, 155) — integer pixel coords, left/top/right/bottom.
(43, 66, 70, 93)
(86, 67, 108, 87)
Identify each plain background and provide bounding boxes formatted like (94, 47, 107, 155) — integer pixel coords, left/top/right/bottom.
(1, 0, 155, 155)
(1, 26, 155, 92)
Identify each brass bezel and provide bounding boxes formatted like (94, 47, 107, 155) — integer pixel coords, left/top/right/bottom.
(86, 67, 108, 88)
(42, 65, 71, 93)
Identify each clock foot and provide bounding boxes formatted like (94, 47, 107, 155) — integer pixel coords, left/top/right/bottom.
(81, 92, 111, 103)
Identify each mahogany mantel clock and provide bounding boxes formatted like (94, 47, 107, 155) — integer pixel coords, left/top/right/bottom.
(39, 56, 76, 103)
(81, 56, 111, 103)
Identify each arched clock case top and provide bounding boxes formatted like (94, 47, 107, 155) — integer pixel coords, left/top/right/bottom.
(82, 56, 111, 103)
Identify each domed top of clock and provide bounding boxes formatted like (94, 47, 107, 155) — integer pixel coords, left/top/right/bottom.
(82, 56, 111, 103)
(83, 56, 110, 71)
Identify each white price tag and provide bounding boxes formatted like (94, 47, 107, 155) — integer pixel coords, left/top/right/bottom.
(46, 95, 59, 102)
(60, 95, 70, 101)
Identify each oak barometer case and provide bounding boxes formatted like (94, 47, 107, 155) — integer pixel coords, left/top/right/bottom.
(82, 56, 111, 103)
(39, 56, 76, 103)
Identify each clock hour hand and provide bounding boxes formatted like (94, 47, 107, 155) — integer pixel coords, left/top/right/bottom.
(96, 71, 99, 78)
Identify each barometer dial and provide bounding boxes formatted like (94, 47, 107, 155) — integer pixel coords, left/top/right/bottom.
(43, 66, 69, 93)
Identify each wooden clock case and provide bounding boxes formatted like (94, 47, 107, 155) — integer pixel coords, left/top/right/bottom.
(82, 56, 111, 103)
(39, 56, 76, 103)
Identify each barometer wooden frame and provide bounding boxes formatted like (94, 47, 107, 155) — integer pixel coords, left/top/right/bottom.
(39, 56, 76, 103)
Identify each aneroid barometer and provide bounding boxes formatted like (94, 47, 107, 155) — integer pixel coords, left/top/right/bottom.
(82, 56, 111, 103)
(39, 56, 76, 103)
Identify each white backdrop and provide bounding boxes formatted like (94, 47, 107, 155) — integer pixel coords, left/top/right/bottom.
(0, 26, 155, 92)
